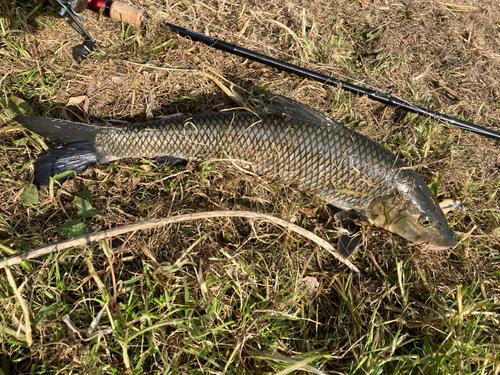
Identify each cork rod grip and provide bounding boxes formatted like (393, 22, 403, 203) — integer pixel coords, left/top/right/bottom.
(108, 2, 146, 28)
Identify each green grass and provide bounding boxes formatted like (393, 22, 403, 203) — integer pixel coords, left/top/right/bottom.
(1, 0, 500, 373)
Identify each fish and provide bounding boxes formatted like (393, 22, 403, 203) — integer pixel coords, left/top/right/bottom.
(14, 96, 456, 256)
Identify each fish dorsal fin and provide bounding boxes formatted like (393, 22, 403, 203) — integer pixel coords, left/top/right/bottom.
(265, 95, 339, 127)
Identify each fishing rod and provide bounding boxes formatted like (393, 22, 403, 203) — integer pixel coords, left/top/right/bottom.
(48, 0, 500, 140)
(46, 0, 146, 58)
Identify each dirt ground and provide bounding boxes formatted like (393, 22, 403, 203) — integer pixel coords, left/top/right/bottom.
(1, 0, 500, 373)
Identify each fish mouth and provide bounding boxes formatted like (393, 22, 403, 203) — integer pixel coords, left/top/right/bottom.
(420, 237, 457, 251)
(420, 244, 454, 251)
(419, 231, 457, 251)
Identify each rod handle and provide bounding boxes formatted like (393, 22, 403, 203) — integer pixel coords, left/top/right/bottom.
(108, 1, 146, 28)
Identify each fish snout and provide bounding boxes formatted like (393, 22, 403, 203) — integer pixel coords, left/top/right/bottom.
(422, 228, 457, 250)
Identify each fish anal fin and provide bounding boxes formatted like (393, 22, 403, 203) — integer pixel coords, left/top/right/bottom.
(154, 156, 187, 169)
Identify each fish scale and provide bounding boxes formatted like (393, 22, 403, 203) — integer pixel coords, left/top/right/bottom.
(95, 112, 399, 212)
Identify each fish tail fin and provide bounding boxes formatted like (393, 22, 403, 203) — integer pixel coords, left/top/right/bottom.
(14, 116, 107, 186)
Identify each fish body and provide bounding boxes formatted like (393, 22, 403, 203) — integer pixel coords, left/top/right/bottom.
(14, 96, 456, 250)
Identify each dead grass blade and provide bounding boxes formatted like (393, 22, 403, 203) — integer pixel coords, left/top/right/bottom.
(4, 267, 32, 346)
(202, 71, 246, 107)
(0, 211, 359, 272)
(268, 19, 310, 57)
(436, 1, 482, 12)
(253, 351, 329, 375)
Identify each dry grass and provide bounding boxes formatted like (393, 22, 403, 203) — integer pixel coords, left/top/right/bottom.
(1, 0, 500, 373)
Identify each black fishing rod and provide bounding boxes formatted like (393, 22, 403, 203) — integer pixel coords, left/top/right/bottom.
(161, 22, 500, 140)
(51, 0, 500, 140)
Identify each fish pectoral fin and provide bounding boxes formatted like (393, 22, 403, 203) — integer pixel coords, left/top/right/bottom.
(338, 231, 362, 259)
(153, 156, 187, 169)
(265, 96, 340, 128)
(334, 210, 364, 258)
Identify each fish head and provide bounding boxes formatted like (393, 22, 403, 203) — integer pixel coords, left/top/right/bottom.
(366, 183, 456, 249)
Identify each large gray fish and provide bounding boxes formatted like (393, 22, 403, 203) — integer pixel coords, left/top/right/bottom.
(14, 96, 456, 255)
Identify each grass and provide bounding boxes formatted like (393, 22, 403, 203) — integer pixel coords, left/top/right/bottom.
(1, 0, 500, 373)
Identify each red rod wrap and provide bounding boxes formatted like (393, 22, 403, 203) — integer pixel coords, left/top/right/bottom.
(87, 0, 112, 15)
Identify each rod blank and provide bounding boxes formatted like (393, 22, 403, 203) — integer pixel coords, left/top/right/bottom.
(162, 22, 500, 140)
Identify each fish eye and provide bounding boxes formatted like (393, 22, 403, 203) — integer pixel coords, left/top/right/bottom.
(418, 214, 434, 227)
